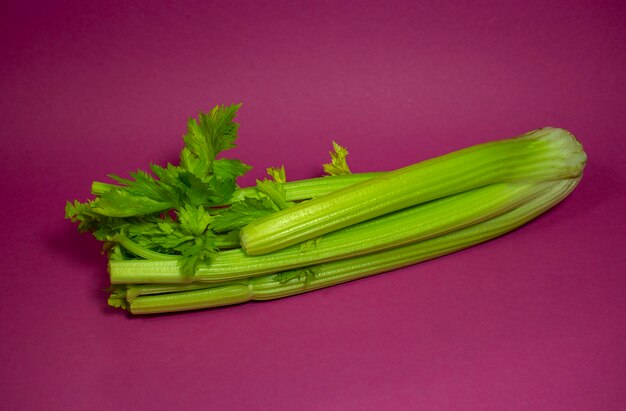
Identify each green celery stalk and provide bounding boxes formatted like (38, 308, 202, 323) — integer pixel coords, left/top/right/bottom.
(109, 180, 555, 284)
(91, 172, 383, 205)
(230, 172, 383, 203)
(240, 128, 586, 255)
(127, 176, 581, 314)
(125, 283, 214, 301)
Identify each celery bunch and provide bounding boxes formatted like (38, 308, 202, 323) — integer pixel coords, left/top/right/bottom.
(66, 104, 586, 314)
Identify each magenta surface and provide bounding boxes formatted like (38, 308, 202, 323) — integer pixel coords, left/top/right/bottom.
(1, 1, 625, 409)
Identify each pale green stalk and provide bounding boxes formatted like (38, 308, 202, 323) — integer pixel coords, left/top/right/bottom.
(125, 283, 214, 300)
(91, 172, 383, 204)
(240, 128, 586, 255)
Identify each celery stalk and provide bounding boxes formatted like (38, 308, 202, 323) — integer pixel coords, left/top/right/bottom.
(128, 176, 580, 314)
(240, 128, 586, 255)
(231, 172, 383, 203)
(109, 180, 554, 284)
(125, 283, 216, 300)
(91, 172, 383, 205)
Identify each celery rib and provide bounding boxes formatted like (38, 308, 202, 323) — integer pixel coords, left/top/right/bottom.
(240, 128, 586, 255)
(91, 172, 383, 207)
(112, 234, 179, 261)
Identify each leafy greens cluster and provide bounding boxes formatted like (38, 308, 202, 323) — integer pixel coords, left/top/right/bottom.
(66, 104, 353, 277)
(66, 104, 255, 275)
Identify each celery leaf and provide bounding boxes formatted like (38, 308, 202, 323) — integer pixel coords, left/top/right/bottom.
(323, 141, 352, 176)
(212, 197, 276, 232)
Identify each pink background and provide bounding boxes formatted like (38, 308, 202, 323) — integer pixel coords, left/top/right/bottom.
(1, 1, 625, 409)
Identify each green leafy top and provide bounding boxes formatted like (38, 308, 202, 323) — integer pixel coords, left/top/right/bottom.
(66, 104, 249, 275)
(85, 104, 250, 218)
(66, 107, 356, 277)
(212, 166, 294, 233)
(180, 104, 251, 182)
(323, 141, 352, 176)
